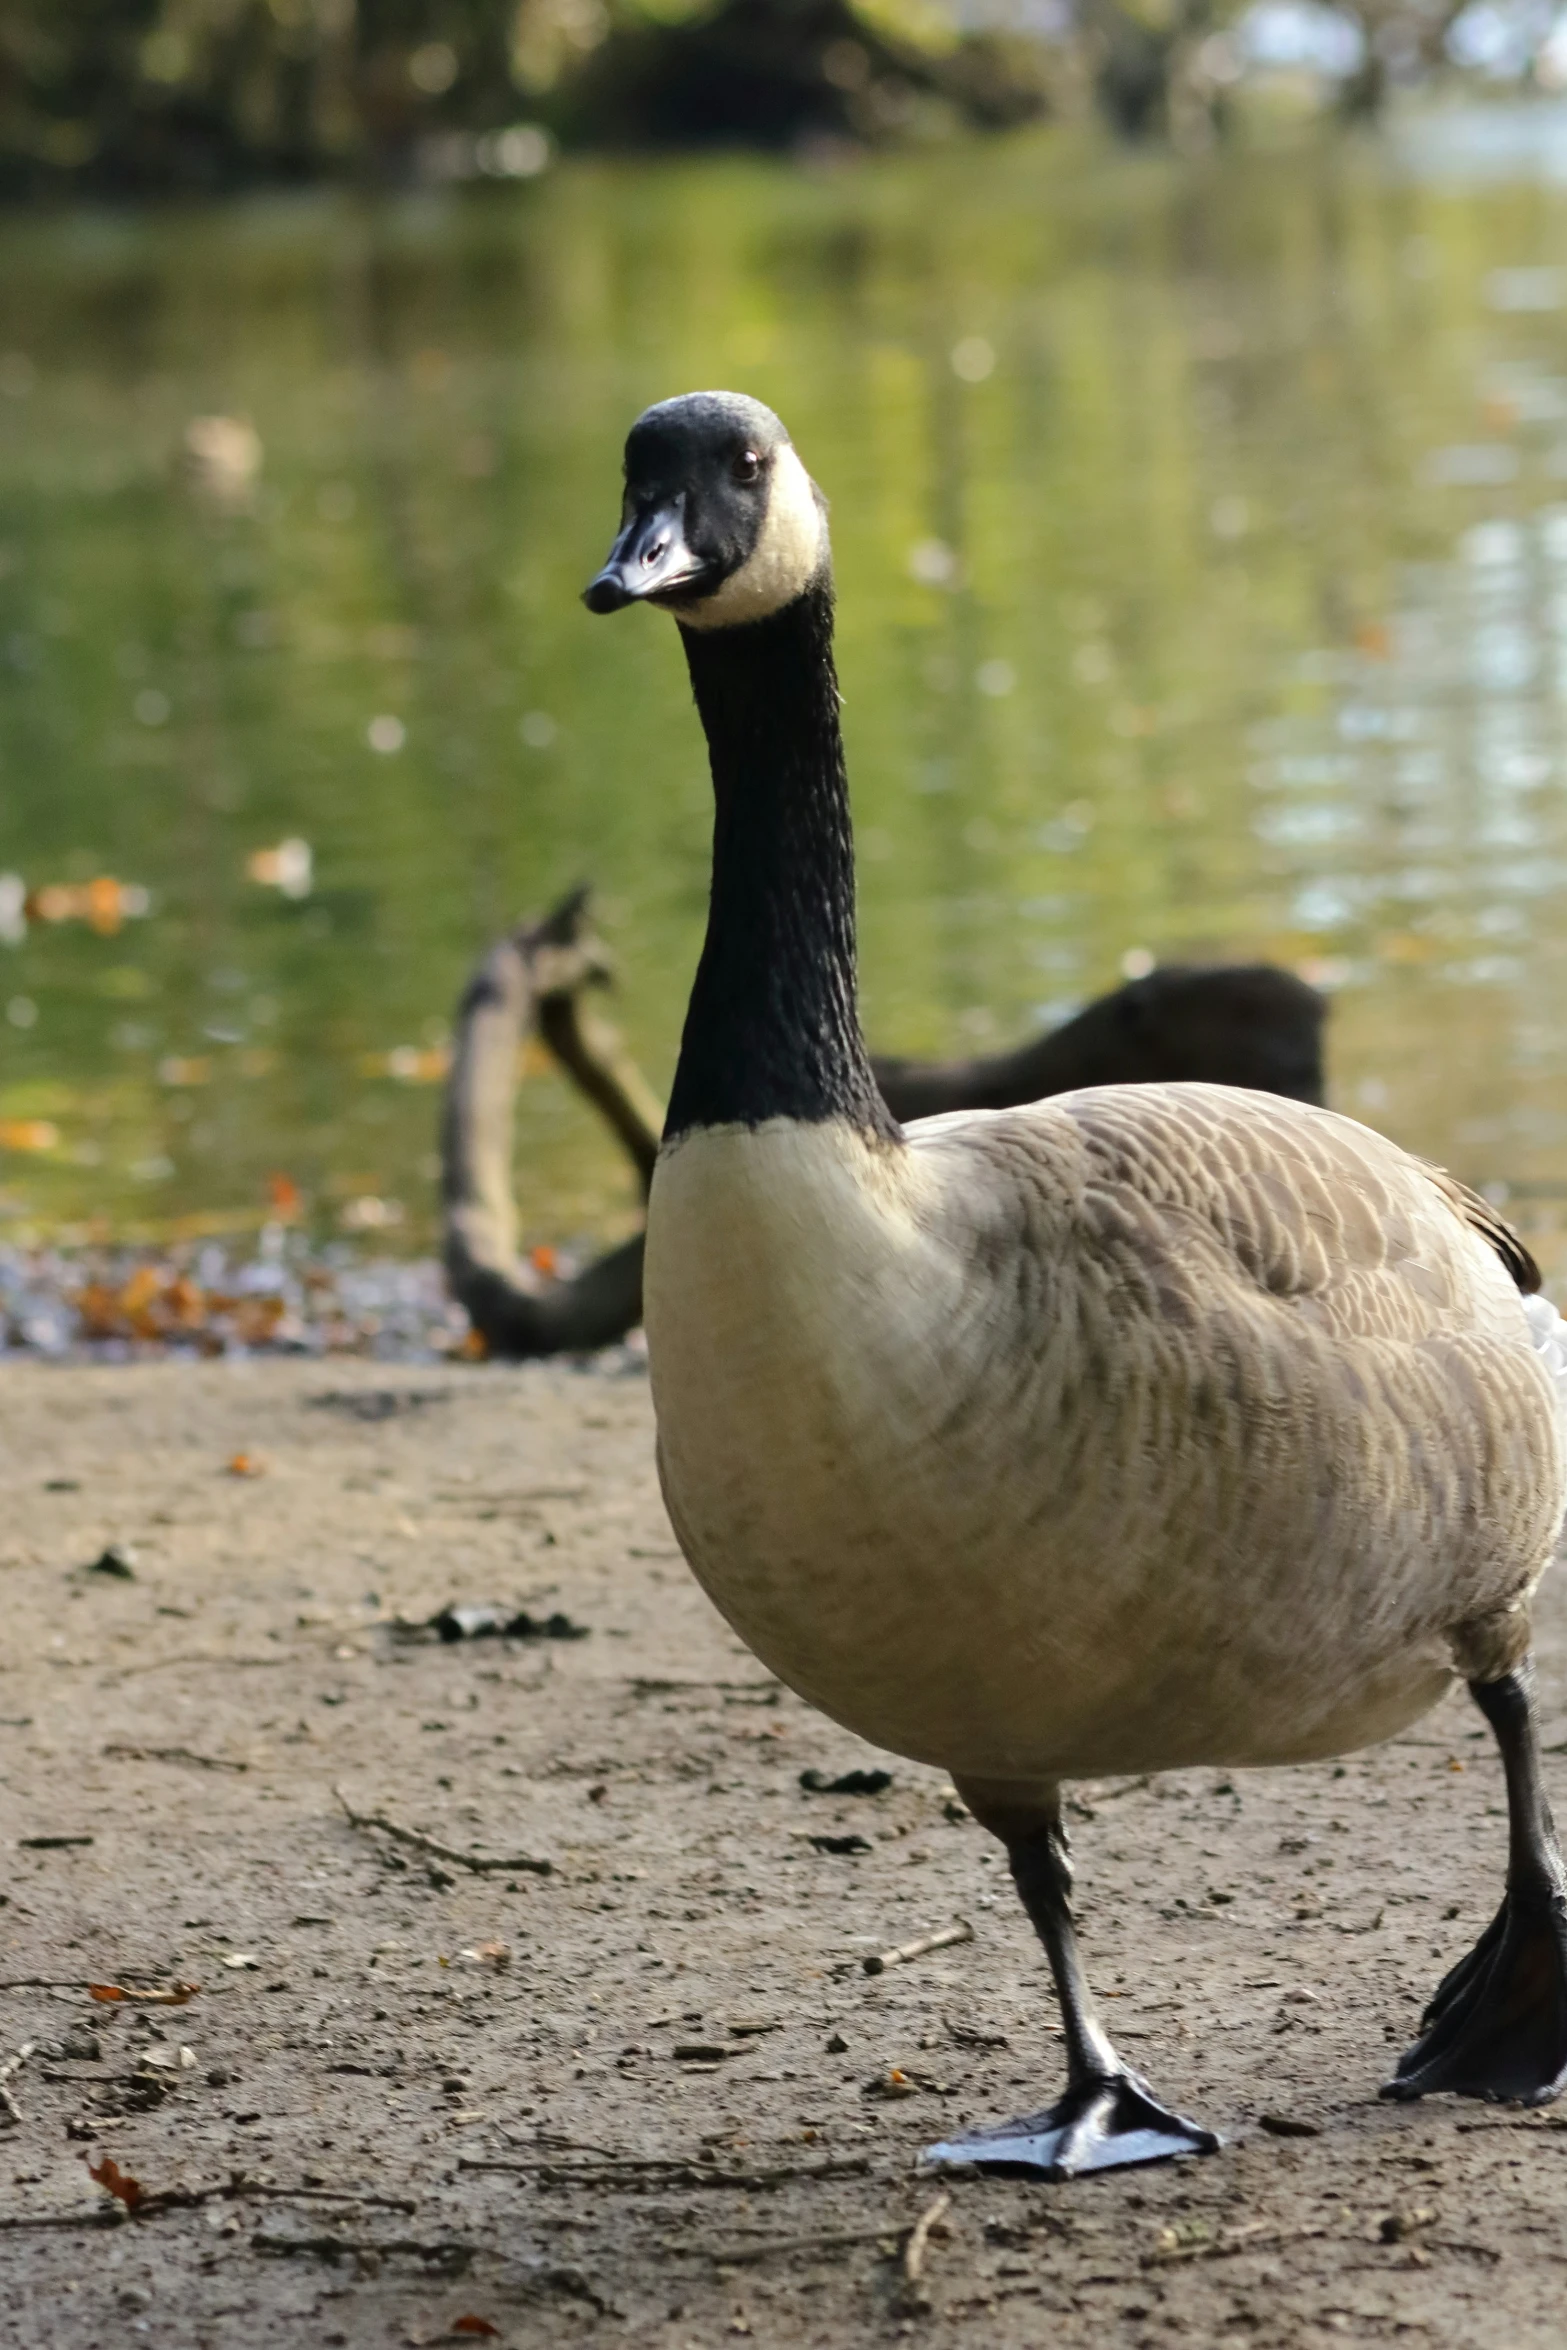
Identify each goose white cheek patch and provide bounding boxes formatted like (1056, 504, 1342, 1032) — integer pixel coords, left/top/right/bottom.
(676, 444, 825, 630)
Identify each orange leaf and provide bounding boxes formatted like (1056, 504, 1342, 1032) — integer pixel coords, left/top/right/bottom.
(87, 2153, 143, 2209)
(86, 875, 126, 936)
(166, 1276, 207, 1330)
(119, 1266, 162, 1316)
(88, 1980, 200, 2006)
(0, 1118, 59, 1154)
(528, 1243, 558, 1278)
(226, 1453, 265, 1478)
(451, 2322, 501, 2340)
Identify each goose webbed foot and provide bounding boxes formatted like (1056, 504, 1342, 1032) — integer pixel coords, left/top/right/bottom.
(1383, 1661, 1567, 2107)
(934, 1776, 1221, 2181)
(1382, 1885, 1567, 2104)
(925, 2071, 1219, 2178)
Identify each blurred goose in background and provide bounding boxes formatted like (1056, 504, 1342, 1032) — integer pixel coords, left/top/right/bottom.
(581, 388, 1567, 2174)
(179, 415, 263, 512)
(443, 902, 1324, 1355)
(873, 958, 1322, 1121)
(441, 890, 652, 1357)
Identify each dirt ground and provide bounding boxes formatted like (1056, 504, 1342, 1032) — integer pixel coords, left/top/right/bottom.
(3, 1356, 1567, 2349)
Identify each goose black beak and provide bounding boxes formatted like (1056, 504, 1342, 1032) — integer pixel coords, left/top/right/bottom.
(583, 499, 708, 614)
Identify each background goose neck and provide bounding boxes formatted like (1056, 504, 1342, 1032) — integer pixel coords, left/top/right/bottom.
(665, 584, 899, 1144)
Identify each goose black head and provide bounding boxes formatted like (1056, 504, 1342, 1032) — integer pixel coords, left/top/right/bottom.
(583, 391, 828, 631)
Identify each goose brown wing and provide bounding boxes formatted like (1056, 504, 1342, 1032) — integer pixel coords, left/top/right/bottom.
(952, 1083, 1535, 1349)
(1420, 1165, 1540, 1296)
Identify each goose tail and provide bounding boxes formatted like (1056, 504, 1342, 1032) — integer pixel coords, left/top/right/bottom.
(1523, 1291, 1567, 1414)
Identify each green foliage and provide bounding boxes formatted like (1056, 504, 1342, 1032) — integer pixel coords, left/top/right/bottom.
(0, 0, 1057, 189)
(0, 1, 549, 193)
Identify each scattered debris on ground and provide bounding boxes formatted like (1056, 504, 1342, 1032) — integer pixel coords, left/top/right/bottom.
(422, 1603, 591, 1645)
(800, 1767, 894, 1797)
(0, 1240, 648, 1367)
(3, 1354, 1567, 2346)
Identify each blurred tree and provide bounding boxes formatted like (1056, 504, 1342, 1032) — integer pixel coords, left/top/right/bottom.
(0, 2, 523, 193)
(0, 0, 1055, 190)
(551, 0, 1053, 146)
(0, 0, 1490, 188)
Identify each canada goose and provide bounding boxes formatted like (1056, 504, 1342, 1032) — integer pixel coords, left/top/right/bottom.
(874, 959, 1324, 1121)
(582, 389, 1567, 2174)
(441, 890, 651, 1357)
(443, 895, 1323, 1356)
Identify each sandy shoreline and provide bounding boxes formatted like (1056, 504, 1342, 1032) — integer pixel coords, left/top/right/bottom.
(2, 1355, 1567, 2346)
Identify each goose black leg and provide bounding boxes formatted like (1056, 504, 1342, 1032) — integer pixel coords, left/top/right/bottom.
(924, 1781, 1220, 2178)
(1383, 1660, 1567, 2105)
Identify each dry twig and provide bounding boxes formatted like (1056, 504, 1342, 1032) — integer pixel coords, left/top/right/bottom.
(2, 2177, 419, 2232)
(700, 2224, 906, 2267)
(125, 2173, 419, 2218)
(0, 2210, 127, 2234)
(224, 2182, 417, 2215)
(334, 1785, 551, 1877)
(252, 2230, 472, 2271)
(103, 1743, 249, 1773)
(1145, 2221, 1329, 2267)
(0, 1980, 107, 1993)
(896, 2189, 951, 2312)
(864, 1921, 973, 1977)
(109, 1651, 293, 1679)
(458, 2152, 871, 2191)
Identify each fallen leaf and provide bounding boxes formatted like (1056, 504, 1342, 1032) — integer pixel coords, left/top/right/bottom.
(867, 2066, 919, 2098)
(0, 1119, 59, 1153)
(266, 1170, 303, 1218)
(247, 841, 311, 899)
(450, 2322, 501, 2340)
(225, 1453, 265, 1478)
(87, 2152, 143, 2209)
(84, 1544, 137, 1580)
(26, 878, 147, 935)
(88, 1981, 200, 2006)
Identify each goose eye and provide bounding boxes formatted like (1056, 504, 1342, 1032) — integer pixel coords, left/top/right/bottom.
(734, 448, 761, 484)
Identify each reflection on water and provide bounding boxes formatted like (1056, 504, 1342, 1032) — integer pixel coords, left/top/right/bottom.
(6, 128, 1567, 1271)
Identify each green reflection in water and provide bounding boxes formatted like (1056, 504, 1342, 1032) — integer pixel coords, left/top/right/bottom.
(4, 127, 1567, 1264)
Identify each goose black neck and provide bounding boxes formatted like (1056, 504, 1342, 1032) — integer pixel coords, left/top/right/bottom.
(665, 583, 898, 1144)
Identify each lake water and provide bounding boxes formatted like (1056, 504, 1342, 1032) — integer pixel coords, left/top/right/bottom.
(7, 114, 1567, 1272)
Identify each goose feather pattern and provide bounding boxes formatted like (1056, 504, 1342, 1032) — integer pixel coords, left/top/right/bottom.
(649, 1081, 1566, 1785)
(591, 386, 1567, 2149)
